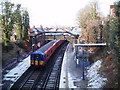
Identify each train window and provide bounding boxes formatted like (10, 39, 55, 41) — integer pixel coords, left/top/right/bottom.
(36, 54, 39, 59)
(31, 54, 34, 60)
(51, 50, 52, 53)
(39, 55, 43, 60)
(33, 55, 36, 60)
(39, 55, 42, 60)
(33, 54, 39, 60)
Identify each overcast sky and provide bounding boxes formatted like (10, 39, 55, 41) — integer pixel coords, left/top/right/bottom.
(9, 0, 114, 27)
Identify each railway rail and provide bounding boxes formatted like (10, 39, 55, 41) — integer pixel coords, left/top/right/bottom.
(10, 41, 68, 89)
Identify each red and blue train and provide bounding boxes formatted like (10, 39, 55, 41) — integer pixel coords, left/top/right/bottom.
(30, 40, 65, 66)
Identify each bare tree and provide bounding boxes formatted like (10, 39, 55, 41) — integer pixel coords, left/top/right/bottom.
(77, 1, 102, 43)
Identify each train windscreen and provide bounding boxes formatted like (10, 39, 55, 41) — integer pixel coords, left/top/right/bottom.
(35, 54, 39, 60)
(32, 54, 39, 60)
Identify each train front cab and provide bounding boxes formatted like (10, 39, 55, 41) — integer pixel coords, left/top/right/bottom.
(30, 53, 45, 66)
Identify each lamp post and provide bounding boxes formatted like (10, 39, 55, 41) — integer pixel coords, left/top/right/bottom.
(82, 48, 85, 80)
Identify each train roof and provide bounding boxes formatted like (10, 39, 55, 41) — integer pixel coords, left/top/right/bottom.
(32, 40, 57, 54)
(32, 51, 44, 55)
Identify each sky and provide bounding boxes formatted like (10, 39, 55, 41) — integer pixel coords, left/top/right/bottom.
(9, 0, 114, 27)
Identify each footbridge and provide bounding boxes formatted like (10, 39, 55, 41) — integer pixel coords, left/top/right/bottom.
(30, 30, 79, 43)
(74, 43, 107, 47)
(29, 28, 80, 51)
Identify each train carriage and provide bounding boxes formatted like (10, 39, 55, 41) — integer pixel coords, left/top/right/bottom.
(30, 40, 64, 66)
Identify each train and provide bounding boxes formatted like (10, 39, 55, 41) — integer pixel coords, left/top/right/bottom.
(30, 40, 65, 66)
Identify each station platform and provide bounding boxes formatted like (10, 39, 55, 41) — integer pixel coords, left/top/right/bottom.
(59, 43, 88, 88)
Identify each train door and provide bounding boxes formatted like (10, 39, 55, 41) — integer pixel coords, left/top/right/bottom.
(30, 54, 34, 65)
(35, 54, 39, 66)
(39, 55, 45, 66)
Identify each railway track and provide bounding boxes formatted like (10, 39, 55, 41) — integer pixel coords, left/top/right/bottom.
(36, 42, 68, 89)
(45, 45, 67, 89)
(11, 41, 68, 89)
(2, 66, 35, 90)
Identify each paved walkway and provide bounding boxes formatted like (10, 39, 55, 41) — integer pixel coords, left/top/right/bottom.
(59, 43, 88, 88)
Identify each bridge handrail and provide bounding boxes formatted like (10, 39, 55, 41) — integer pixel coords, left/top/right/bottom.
(74, 43, 107, 47)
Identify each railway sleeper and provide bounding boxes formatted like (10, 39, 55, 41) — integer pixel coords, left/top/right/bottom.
(52, 70, 60, 73)
(46, 84, 55, 88)
(50, 73, 58, 77)
(50, 72, 56, 75)
(49, 77, 56, 80)
(47, 81, 56, 85)
(54, 64, 60, 68)
(53, 66, 59, 70)
(47, 79, 56, 82)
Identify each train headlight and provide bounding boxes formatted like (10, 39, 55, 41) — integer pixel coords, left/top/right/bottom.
(35, 61, 38, 66)
(40, 61, 44, 65)
(31, 60, 34, 65)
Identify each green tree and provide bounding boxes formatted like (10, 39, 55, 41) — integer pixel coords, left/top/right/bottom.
(0, 1, 14, 48)
(0, 1, 30, 51)
(13, 4, 22, 40)
(109, 1, 120, 64)
(77, 1, 101, 43)
(22, 10, 30, 40)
